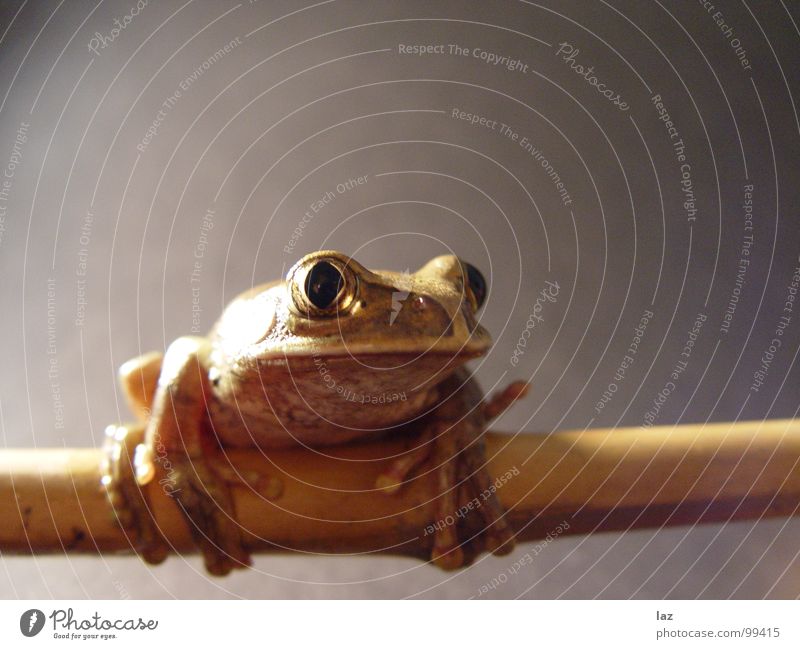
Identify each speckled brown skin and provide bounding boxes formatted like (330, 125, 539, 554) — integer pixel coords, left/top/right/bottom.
(119, 251, 528, 575)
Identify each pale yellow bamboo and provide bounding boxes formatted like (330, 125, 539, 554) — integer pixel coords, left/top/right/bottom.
(0, 418, 798, 562)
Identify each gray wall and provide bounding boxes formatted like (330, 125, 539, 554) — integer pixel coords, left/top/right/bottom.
(0, 0, 799, 598)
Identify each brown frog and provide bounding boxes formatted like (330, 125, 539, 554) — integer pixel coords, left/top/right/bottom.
(115, 251, 528, 575)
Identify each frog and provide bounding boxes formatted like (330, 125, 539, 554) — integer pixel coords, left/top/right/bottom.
(113, 250, 529, 575)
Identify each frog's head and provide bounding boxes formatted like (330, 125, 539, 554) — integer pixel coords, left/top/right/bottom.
(211, 250, 492, 369)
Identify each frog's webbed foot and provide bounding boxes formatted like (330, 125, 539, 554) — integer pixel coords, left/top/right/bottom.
(375, 381, 529, 570)
(102, 424, 169, 565)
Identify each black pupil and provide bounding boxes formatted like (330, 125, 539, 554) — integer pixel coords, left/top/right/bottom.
(465, 263, 487, 309)
(304, 261, 344, 309)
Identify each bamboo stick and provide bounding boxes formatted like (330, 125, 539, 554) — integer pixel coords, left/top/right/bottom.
(0, 418, 798, 563)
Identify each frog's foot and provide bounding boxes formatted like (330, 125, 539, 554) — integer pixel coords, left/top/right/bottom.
(102, 424, 168, 565)
(375, 423, 515, 570)
(158, 455, 256, 576)
(430, 427, 515, 569)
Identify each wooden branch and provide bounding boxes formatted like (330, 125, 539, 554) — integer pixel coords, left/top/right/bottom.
(1, 419, 799, 563)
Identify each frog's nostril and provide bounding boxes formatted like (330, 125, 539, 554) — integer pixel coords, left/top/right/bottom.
(304, 261, 344, 309)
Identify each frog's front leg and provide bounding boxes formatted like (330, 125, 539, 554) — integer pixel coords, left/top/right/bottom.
(119, 351, 163, 421)
(137, 337, 251, 576)
(377, 376, 529, 570)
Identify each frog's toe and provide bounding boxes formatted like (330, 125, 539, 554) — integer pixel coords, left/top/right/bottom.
(431, 541, 464, 570)
(375, 427, 435, 494)
(483, 380, 530, 421)
(481, 518, 515, 556)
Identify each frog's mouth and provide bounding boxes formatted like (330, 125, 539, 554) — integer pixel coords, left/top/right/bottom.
(306, 346, 485, 365)
(262, 322, 492, 362)
(257, 345, 484, 394)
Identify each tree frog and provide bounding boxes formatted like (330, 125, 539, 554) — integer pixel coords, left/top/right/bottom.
(115, 251, 528, 575)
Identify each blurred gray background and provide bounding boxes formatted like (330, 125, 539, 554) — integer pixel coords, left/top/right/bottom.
(0, 0, 799, 598)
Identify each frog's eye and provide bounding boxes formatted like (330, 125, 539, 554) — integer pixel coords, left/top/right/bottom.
(462, 262, 487, 310)
(304, 261, 343, 309)
(290, 258, 356, 316)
